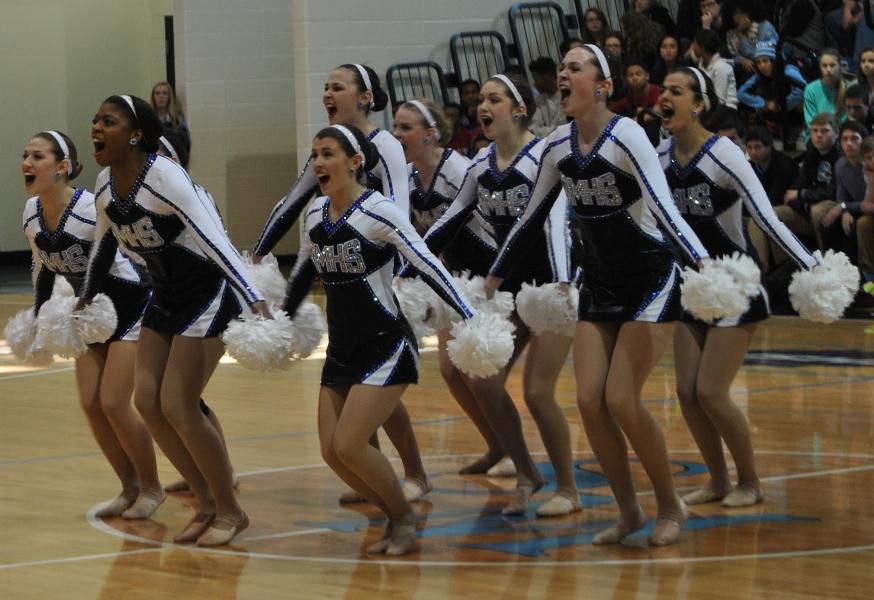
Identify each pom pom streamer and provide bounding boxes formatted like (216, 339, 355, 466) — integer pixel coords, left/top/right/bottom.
(515, 282, 579, 336)
(392, 277, 436, 341)
(222, 307, 295, 371)
(52, 277, 74, 297)
(4, 308, 53, 365)
(244, 252, 287, 306)
(289, 301, 326, 359)
(447, 312, 515, 378)
(789, 250, 858, 323)
(35, 294, 118, 359)
(680, 256, 760, 322)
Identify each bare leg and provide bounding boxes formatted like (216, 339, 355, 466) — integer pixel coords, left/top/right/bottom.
(606, 322, 686, 546)
(674, 323, 731, 503)
(521, 330, 580, 516)
(332, 384, 418, 555)
(574, 321, 646, 544)
(381, 402, 431, 496)
(164, 401, 239, 493)
(75, 346, 139, 517)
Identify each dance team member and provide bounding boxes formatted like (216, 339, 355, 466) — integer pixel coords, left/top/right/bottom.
(484, 45, 711, 544)
(419, 73, 581, 516)
(21, 129, 160, 519)
(81, 95, 266, 546)
(658, 67, 818, 507)
(282, 124, 478, 555)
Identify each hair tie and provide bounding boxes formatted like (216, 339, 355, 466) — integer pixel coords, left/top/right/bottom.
(43, 130, 72, 176)
(159, 136, 179, 162)
(120, 95, 138, 121)
(331, 124, 363, 159)
(583, 44, 611, 80)
(352, 64, 375, 108)
(407, 100, 437, 128)
(688, 67, 711, 112)
(492, 74, 526, 109)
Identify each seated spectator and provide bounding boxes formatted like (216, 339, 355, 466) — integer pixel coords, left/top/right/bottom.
(604, 32, 625, 65)
(470, 132, 491, 156)
(857, 47, 874, 104)
(737, 41, 807, 141)
(819, 120, 869, 256)
(783, 112, 842, 253)
(825, 0, 874, 71)
(745, 124, 802, 268)
(857, 137, 874, 294)
(609, 60, 661, 117)
(693, 29, 738, 109)
(650, 34, 683, 87)
(845, 83, 874, 131)
(711, 108, 744, 147)
(579, 8, 609, 48)
(528, 56, 565, 138)
(150, 81, 191, 156)
(560, 37, 586, 55)
(634, 0, 677, 36)
(803, 49, 847, 131)
(698, 0, 731, 46)
(458, 79, 481, 131)
(621, 10, 664, 70)
(775, 0, 825, 78)
(443, 102, 476, 156)
(726, 3, 778, 77)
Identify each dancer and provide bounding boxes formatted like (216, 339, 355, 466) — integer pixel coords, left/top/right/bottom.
(392, 98, 505, 475)
(253, 63, 428, 503)
(81, 95, 266, 546)
(483, 46, 712, 545)
(658, 67, 819, 507)
(282, 124, 478, 555)
(419, 73, 581, 516)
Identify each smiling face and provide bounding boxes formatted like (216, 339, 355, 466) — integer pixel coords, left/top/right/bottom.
(392, 106, 433, 162)
(658, 71, 704, 132)
(477, 79, 524, 140)
(91, 102, 140, 167)
(323, 68, 369, 124)
(311, 135, 361, 197)
(21, 136, 65, 195)
(558, 46, 610, 119)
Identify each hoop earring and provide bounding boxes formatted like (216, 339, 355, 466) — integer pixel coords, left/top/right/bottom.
(129, 138, 139, 146)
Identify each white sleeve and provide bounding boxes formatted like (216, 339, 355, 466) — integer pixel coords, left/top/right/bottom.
(422, 159, 483, 254)
(544, 189, 572, 282)
(375, 135, 410, 217)
(713, 145, 818, 269)
(613, 126, 710, 263)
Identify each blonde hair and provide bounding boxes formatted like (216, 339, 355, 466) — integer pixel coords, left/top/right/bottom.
(820, 49, 846, 120)
(150, 81, 184, 128)
(401, 98, 451, 145)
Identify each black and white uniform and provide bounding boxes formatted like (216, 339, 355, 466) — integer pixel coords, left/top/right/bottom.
(24, 188, 149, 342)
(409, 148, 498, 276)
(494, 117, 710, 322)
(658, 135, 818, 326)
(422, 138, 573, 295)
(81, 154, 262, 337)
(283, 190, 475, 386)
(255, 128, 409, 256)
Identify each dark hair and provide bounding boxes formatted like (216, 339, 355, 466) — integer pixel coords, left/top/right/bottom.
(469, 132, 490, 155)
(33, 130, 84, 181)
(580, 45, 624, 100)
(859, 46, 874, 89)
(338, 64, 389, 113)
(560, 36, 585, 56)
(488, 72, 537, 124)
(158, 129, 191, 170)
(459, 78, 481, 92)
(675, 67, 721, 119)
(839, 118, 869, 139)
(860, 135, 874, 156)
(400, 98, 451, 145)
(846, 83, 869, 103)
(528, 56, 557, 75)
(314, 124, 380, 182)
(811, 112, 838, 129)
(624, 59, 650, 74)
(443, 101, 462, 111)
(103, 95, 162, 153)
(744, 125, 774, 147)
(709, 106, 741, 135)
(580, 7, 608, 46)
(694, 29, 721, 56)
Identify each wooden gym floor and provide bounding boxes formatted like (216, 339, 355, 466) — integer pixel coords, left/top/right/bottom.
(1, 288, 873, 599)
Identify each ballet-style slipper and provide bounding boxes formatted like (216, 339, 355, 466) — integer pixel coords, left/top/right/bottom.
(196, 512, 249, 547)
(338, 488, 368, 504)
(721, 485, 764, 508)
(95, 494, 136, 519)
(174, 512, 216, 544)
(122, 490, 165, 520)
(402, 478, 433, 502)
(681, 486, 727, 505)
(648, 503, 689, 546)
(593, 507, 647, 545)
(535, 494, 582, 518)
(486, 456, 517, 478)
(385, 523, 418, 556)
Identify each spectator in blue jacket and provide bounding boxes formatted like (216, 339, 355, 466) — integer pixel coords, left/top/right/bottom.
(727, 3, 778, 76)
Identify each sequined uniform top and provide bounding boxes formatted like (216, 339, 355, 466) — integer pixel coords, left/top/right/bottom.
(255, 128, 409, 256)
(408, 148, 497, 275)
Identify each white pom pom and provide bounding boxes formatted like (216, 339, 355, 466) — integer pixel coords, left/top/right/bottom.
(515, 282, 579, 335)
(392, 277, 436, 340)
(718, 252, 761, 298)
(222, 308, 295, 371)
(243, 252, 287, 306)
(4, 308, 53, 365)
(789, 250, 859, 323)
(456, 274, 514, 318)
(52, 277, 74, 297)
(35, 294, 118, 359)
(290, 301, 326, 358)
(680, 259, 753, 322)
(447, 312, 515, 378)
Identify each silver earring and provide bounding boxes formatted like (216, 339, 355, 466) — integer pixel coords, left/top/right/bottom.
(357, 101, 365, 109)
(691, 110, 699, 117)
(129, 138, 138, 146)
(595, 90, 602, 97)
